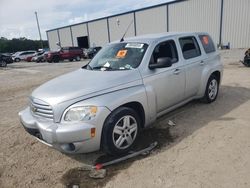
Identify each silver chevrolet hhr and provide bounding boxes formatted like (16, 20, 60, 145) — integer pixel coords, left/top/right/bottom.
(19, 32, 223, 155)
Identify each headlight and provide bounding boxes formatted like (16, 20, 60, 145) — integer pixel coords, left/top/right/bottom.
(64, 106, 97, 122)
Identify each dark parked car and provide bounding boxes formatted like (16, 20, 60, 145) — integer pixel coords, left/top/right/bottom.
(45, 47, 83, 63)
(0, 54, 7, 67)
(1, 53, 13, 64)
(242, 48, 250, 67)
(84, 47, 102, 59)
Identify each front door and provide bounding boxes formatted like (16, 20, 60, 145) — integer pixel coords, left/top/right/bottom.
(143, 40, 185, 114)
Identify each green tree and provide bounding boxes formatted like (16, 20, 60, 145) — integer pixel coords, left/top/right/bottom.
(0, 37, 48, 53)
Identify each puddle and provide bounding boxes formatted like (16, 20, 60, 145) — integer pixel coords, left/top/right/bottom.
(61, 126, 176, 188)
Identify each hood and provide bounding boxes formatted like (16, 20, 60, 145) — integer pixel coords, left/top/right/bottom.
(31, 68, 142, 105)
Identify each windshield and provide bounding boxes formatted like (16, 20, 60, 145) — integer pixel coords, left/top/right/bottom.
(85, 42, 148, 71)
(13, 52, 21, 56)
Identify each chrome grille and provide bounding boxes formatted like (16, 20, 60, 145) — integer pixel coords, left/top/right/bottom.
(30, 98, 54, 120)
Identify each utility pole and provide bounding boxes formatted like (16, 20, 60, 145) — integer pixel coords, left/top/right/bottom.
(35, 11, 43, 49)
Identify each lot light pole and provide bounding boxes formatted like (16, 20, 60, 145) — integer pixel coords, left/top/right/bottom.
(35, 11, 43, 49)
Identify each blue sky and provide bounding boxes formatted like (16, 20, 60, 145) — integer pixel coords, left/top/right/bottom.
(0, 0, 173, 40)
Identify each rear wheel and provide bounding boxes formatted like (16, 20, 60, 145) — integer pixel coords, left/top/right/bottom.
(75, 56, 81, 61)
(15, 58, 20, 62)
(101, 107, 140, 155)
(202, 75, 219, 103)
(243, 57, 250, 67)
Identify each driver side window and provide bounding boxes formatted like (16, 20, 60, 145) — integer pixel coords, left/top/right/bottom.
(150, 40, 178, 65)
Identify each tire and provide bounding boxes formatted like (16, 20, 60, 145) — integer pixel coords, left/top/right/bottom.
(15, 58, 20, 62)
(243, 57, 250, 67)
(75, 56, 81, 61)
(69, 58, 73, 62)
(101, 107, 141, 155)
(53, 56, 60, 63)
(1, 61, 7, 67)
(202, 75, 219, 103)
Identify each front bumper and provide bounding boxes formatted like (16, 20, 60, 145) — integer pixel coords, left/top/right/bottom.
(19, 107, 110, 153)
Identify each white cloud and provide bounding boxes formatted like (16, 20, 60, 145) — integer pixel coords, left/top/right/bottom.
(0, 0, 173, 40)
(68, 17, 85, 24)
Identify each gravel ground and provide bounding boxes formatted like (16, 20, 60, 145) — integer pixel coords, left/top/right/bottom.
(0, 50, 250, 188)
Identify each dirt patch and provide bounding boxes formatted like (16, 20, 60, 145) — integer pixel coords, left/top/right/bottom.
(1, 50, 250, 188)
(61, 127, 175, 188)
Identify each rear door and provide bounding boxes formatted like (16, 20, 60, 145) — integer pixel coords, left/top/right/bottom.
(178, 36, 204, 99)
(60, 48, 70, 59)
(20, 52, 30, 59)
(198, 34, 219, 66)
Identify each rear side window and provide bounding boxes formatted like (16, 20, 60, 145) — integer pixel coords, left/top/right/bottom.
(199, 35, 216, 53)
(179, 36, 201, 59)
(69, 47, 81, 50)
(21, 52, 30, 55)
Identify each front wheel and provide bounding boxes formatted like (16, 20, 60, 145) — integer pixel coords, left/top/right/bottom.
(202, 75, 219, 103)
(101, 107, 140, 155)
(53, 56, 60, 63)
(1, 61, 7, 67)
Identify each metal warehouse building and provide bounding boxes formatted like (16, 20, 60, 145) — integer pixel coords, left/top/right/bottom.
(46, 0, 250, 50)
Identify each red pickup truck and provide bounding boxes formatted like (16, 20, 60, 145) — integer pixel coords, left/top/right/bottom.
(45, 47, 83, 63)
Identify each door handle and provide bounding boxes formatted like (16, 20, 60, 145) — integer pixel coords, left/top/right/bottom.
(173, 69, 181, 75)
(200, 60, 205, 65)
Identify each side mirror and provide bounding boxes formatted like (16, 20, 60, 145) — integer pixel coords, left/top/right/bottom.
(149, 57, 172, 69)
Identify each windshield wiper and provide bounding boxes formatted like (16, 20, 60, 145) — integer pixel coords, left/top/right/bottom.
(87, 64, 92, 70)
(82, 64, 92, 70)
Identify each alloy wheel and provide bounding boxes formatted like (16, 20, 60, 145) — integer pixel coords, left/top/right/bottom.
(208, 79, 218, 100)
(112, 115, 138, 149)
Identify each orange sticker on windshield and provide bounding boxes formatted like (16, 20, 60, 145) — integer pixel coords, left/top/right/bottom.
(116, 50, 127, 58)
(203, 36, 209, 45)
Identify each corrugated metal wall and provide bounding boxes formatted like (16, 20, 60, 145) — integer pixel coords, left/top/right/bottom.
(88, 19, 109, 47)
(58, 27, 72, 47)
(47, 0, 249, 49)
(108, 13, 135, 42)
(135, 6, 167, 35)
(169, 0, 221, 45)
(47, 30, 59, 51)
(71, 24, 88, 47)
(222, 0, 250, 48)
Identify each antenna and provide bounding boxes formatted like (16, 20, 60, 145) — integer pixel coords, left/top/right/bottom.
(120, 20, 134, 42)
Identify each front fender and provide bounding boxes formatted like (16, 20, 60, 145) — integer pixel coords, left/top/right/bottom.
(79, 85, 152, 127)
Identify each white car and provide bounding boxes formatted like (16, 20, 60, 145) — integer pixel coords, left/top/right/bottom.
(12, 51, 36, 62)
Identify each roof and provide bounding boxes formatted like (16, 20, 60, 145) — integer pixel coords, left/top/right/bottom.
(46, 0, 187, 32)
(113, 32, 207, 44)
